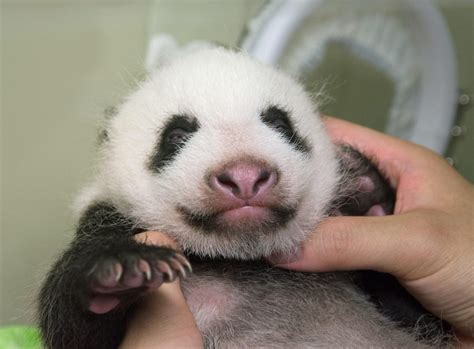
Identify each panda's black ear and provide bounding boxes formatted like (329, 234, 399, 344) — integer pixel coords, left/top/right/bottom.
(104, 106, 118, 120)
(96, 106, 118, 144)
(97, 129, 109, 144)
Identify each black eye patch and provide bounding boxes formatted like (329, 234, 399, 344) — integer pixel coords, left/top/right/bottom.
(148, 114, 200, 173)
(260, 106, 311, 153)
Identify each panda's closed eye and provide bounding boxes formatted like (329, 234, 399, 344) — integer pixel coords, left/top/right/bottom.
(261, 106, 311, 154)
(264, 115, 292, 133)
(166, 128, 192, 146)
(261, 106, 291, 130)
(148, 114, 200, 173)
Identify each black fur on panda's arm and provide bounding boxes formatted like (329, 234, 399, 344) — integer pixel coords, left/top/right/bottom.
(38, 203, 190, 349)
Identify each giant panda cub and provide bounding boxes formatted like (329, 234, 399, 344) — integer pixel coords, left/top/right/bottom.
(38, 48, 449, 348)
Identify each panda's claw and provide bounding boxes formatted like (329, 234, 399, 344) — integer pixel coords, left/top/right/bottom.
(174, 253, 193, 274)
(84, 246, 191, 314)
(138, 259, 152, 281)
(157, 260, 175, 282)
(169, 257, 187, 279)
(114, 262, 123, 282)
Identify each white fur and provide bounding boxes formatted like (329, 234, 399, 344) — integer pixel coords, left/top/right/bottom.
(76, 47, 339, 259)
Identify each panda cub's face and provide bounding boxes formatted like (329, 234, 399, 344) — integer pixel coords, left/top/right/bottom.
(102, 48, 340, 259)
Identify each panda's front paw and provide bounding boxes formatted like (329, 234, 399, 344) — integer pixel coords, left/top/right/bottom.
(334, 145, 395, 216)
(85, 245, 192, 314)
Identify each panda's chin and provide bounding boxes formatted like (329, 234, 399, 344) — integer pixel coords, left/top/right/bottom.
(178, 205, 297, 235)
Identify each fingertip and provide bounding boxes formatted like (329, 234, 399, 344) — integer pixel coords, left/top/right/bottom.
(267, 246, 301, 267)
(266, 221, 348, 272)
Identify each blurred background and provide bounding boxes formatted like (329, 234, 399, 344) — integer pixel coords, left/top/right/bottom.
(1, 0, 473, 326)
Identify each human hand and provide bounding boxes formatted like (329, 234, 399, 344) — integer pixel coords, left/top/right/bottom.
(270, 117, 474, 340)
(119, 232, 203, 349)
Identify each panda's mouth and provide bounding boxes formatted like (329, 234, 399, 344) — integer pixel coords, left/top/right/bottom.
(220, 205, 269, 222)
(178, 204, 297, 234)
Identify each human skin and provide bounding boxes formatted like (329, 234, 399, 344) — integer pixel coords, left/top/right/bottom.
(120, 117, 473, 347)
(119, 232, 203, 349)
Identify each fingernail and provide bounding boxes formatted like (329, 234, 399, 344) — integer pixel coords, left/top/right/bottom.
(268, 246, 301, 265)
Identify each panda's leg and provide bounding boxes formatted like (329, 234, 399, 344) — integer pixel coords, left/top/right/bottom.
(38, 203, 191, 349)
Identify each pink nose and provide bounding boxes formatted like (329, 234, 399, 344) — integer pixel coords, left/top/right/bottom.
(209, 162, 277, 201)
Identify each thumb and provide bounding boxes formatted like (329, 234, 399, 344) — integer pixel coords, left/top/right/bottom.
(271, 212, 445, 281)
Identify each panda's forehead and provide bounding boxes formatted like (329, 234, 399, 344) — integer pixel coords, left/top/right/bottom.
(114, 48, 316, 144)
(148, 53, 300, 127)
